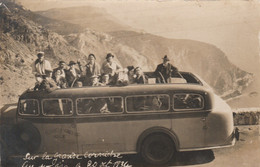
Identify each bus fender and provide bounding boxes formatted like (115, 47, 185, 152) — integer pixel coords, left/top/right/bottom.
(136, 126, 180, 153)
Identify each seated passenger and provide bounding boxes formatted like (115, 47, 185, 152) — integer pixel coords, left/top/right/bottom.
(116, 68, 129, 86)
(155, 55, 178, 83)
(34, 70, 58, 93)
(53, 69, 68, 88)
(65, 61, 81, 87)
(101, 53, 122, 85)
(134, 67, 147, 84)
(90, 75, 104, 86)
(84, 54, 101, 86)
(127, 66, 135, 84)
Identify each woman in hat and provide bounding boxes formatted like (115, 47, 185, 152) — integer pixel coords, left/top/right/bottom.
(101, 53, 122, 85)
(154, 55, 178, 83)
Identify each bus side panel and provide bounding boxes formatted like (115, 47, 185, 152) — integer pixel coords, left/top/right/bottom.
(205, 95, 234, 147)
(171, 117, 206, 149)
(32, 121, 78, 154)
(76, 119, 172, 153)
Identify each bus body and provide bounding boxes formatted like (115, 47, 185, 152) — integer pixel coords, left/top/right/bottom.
(5, 72, 238, 165)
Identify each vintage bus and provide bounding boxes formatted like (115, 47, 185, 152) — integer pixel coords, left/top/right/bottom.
(2, 71, 239, 165)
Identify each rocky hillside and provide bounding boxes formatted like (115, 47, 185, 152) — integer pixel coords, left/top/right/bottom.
(0, 1, 254, 106)
(0, 1, 86, 106)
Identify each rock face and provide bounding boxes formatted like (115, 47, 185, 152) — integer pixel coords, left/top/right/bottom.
(0, 1, 85, 105)
(0, 1, 254, 106)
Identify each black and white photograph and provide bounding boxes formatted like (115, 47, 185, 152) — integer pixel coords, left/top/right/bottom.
(0, 0, 260, 166)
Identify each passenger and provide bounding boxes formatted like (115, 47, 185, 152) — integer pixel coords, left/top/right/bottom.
(53, 70, 68, 88)
(127, 66, 135, 84)
(34, 70, 57, 93)
(134, 67, 147, 84)
(85, 54, 101, 86)
(52, 61, 67, 80)
(65, 61, 81, 87)
(90, 75, 104, 86)
(101, 53, 122, 85)
(31, 51, 52, 83)
(116, 68, 129, 86)
(154, 55, 178, 83)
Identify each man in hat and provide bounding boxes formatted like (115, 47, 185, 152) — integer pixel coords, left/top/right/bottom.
(31, 51, 52, 82)
(155, 55, 178, 83)
(101, 53, 122, 85)
(65, 61, 81, 87)
(84, 54, 101, 86)
(52, 61, 67, 79)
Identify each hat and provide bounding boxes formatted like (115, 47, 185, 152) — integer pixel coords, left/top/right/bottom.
(127, 66, 135, 71)
(134, 67, 141, 73)
(162, 55, 170, 61)
(68, 61, 76, 66)
(106, 53, 114, 59)
(37, 51, 44, 57)
(88, 54, 96, 60)
(59, 61, 66, 65)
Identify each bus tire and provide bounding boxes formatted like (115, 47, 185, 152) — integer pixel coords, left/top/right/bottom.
(141, 133, 175, 165)
(11, 122, 41, 154)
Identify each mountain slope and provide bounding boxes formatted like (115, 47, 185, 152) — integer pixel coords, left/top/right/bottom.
(0, 1, 254, 107)
(0, 1, 85, 105)
(36, 6, 133, 33)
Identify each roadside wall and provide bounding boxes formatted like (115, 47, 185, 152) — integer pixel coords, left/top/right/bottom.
(233, 108, 260, 125)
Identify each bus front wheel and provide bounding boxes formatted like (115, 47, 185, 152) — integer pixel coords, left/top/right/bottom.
(141, 134, 175, 165)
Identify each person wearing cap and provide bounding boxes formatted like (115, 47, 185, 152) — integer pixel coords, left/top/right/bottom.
(134, 67, 148, 84)
(155, 55, 178, 83)
(101, 53, 122, 84)
(84, 54, 101, 86)
(65, 61, 81, 87)
(31, 51, 52, 82)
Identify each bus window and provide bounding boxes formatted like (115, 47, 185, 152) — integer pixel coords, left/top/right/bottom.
(173, 94, 204, 110)
(19, 99, 39, 115)
(126, 95, 170, 112)
(42, 99, 73, 116)
(76, 97, 123, 115)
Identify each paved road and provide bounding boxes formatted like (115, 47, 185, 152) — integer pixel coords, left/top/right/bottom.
(4, 126, 257, 167)
(108, 125, 259, 167)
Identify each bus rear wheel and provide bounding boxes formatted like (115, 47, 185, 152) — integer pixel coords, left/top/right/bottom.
(141, 134, 175, 165)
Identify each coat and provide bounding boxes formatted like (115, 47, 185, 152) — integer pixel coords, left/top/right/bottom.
(155, 63, 178, 83)
(65, 68, 81, 87)
(31, 59, 52, 76)
(85, 62, 101, 86)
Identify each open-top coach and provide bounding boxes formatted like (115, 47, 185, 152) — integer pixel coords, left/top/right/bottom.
(1, 71, 239, 165)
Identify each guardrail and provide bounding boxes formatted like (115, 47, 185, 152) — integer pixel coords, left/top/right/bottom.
(233, 108, 260, 125)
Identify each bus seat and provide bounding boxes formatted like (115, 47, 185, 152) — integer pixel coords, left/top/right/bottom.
(148, 78, 156, 84)
(170, 78, 187, 84)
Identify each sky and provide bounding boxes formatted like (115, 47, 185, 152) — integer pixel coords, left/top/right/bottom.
(16, 0, 260, 74)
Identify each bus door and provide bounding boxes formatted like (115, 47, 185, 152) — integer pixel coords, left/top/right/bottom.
(38, 98, 77, 153)
(172, 93, 207, 148)
(76, 97, 125, 153)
